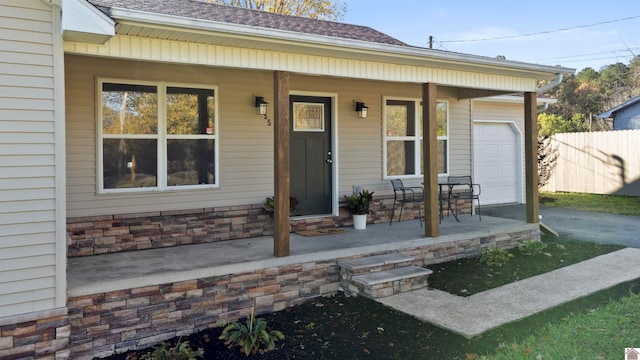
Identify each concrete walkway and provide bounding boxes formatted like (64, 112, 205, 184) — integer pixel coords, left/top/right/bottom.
(378, 247, 640, 338)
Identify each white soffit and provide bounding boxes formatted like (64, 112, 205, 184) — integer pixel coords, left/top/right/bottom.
(62, 0, 115, 44)
(107, 7, 574, 81)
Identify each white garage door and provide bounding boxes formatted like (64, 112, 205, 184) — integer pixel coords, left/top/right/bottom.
(473, 122, 519, 205)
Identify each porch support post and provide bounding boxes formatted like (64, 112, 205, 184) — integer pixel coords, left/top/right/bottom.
(273, 71, 290, 257)
(524, 91, 539, 224)
(422, 83, 439, 237)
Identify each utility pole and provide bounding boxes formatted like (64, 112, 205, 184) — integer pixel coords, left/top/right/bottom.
(428, 36, 433, 49)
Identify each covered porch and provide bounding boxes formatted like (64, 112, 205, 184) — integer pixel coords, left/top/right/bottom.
(68, 215, 536, 294)
(66, 215, 538, 358)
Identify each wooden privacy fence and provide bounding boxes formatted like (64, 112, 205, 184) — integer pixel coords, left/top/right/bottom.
(541, 130, 640, 196)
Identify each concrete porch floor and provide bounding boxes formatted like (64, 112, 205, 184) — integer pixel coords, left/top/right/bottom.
(68, 215, 538, 298)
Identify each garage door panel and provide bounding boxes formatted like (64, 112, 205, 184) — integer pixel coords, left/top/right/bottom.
(474, 123, 519, 205)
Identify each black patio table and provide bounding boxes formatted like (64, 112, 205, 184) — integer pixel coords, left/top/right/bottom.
(438, 181, 461, 222)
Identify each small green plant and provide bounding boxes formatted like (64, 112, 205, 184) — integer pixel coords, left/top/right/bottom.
(343, 189, 374, 215)
(480, 246, 514, 267)
(218, 306, 285, 356)
(518, 240, 548, 255)
(263, 196, 299, 215)
(138, 338, 203, 360)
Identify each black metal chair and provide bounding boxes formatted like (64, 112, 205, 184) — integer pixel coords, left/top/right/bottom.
(447, 176, 481, 220)
(389, 179, 424, 227)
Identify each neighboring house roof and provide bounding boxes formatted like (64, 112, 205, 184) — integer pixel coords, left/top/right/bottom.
(598, 95, 640, 118)
(87, 0, 408, 46)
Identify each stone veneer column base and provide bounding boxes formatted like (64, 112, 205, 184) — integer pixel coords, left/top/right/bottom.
(66, 196, 452, 257)
(0, 308, 70, 360)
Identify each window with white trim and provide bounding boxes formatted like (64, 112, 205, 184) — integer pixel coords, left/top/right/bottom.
(383, 98, 448, 177)
(98, 80, 218, 192)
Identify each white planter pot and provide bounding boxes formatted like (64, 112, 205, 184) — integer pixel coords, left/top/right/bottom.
(353, 214, 367, 230)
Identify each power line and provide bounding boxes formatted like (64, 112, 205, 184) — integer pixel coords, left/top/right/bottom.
(440, 15, 640, 43)
(549, 54, 635, 64)
(536, 47, 640, 61)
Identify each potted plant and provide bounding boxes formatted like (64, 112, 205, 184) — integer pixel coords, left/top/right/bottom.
(343, 189, 374, 230)
(263, 196, 299, 216)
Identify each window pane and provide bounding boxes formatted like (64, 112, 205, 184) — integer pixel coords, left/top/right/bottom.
(418, 102, 447, 136)
(437, 139, 447, 173)
(102, 83, 158, 135)
(167, 139, 216, 186)
(385, 101, 415, 136)
(103, 139, 157, 189)
(293, 103, 324, 131)
(167, 87, 215, 135)
(437, 102, 447, 136)
(387, 140, 415, 176)
(419, 139, 447, 174)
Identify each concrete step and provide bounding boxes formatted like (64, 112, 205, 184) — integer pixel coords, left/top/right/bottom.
(352, 266, 433, 286)
(344, 265, 433, 299)
(338, 253, 414, 276)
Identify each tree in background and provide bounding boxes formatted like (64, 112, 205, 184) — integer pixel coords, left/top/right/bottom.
(538, 113, 588, 137)
(537, 136, 558, 189)
(210, 0, 346, 20)
(542, 54, 640, 134)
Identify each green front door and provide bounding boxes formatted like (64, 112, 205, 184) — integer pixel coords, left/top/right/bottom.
(290, 95, 332, 216)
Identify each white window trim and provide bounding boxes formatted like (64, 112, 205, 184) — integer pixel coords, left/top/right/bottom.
(382, 97, 449, 180)
(97, 78, 220, 194)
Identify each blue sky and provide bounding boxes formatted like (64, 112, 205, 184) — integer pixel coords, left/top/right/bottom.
(342, 0, 640, 72)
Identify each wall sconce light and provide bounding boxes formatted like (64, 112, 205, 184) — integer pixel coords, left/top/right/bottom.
(355, 101, 368, 119)
(255, 96, 268, 116)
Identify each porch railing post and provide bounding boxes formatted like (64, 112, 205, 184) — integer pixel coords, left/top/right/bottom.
(524, 91, 539, 223)
(423, 83, 439, 237)
(274, 71, 290, 256)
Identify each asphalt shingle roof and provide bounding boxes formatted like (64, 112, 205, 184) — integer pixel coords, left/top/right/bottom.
(88, 0, 408, 46)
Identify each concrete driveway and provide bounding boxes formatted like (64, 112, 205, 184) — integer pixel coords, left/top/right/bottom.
(479, 204, 640, 248)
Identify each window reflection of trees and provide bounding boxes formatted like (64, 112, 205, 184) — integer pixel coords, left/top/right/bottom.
(101, 83, 216, 190)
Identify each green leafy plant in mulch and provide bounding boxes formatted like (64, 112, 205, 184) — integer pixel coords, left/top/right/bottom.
(517, 240, 547, 256)
(480, 246, 514, 267)
(217, 306, 285, 356)
(137, 338, 203, 360)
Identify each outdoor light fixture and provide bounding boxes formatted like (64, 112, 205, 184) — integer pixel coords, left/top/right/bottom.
(255, 96, 268, 116)
(355, 101, 368, 118)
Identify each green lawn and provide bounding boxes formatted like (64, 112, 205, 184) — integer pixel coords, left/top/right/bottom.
(482, 291, 640, 359)
(428, 235, 622, 296)
(474, 193, 640, 359)
(540, 192, 640, 216)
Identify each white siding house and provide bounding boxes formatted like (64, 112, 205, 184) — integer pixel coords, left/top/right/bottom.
(0, 0, 575, 358)
(0, 0, 66, 317)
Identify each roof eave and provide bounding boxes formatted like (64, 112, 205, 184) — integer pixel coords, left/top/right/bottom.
(107, 7, 575, 80)
(63, 0, 115, 44)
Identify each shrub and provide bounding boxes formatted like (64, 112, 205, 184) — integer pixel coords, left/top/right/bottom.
(480, 246, 514, 267)
(518, 240, 548, 255)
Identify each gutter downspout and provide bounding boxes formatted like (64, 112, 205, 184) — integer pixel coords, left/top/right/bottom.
(536, 73, 563, 113)
(537, 73, 563, 94)
(536, 102, 549, 114)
